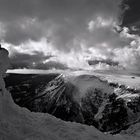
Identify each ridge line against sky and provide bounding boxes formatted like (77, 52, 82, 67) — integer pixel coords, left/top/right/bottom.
(0, 0, 140, 71)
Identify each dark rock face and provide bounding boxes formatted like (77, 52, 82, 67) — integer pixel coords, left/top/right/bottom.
(81, 88, 107, 127)
(7, 74, 84, 124)
(95, 94, 128, 132)
(6, 73, 140, 134)
(81, 90, 129, 133)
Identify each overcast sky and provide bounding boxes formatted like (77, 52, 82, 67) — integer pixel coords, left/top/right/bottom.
(0, 0, 140, 71)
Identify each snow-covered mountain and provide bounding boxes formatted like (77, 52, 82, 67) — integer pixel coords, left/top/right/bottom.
(6, 73, 140, 134)
(0, 72, 131, 140)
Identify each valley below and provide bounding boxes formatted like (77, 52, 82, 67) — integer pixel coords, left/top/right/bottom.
(5, 71, 140, 135)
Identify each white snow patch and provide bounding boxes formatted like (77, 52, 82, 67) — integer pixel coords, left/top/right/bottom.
(117, 93, 139, 102)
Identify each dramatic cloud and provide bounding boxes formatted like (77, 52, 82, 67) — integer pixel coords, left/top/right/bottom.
(113, 31, 140, 71)
(0, 0, 122, 49)
(0, 0, 140, 71)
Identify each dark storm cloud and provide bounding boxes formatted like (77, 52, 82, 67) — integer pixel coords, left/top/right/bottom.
(121, 0, 140, 26)
(121, 0, 140, 34)
(10, 52, 52, 69)
(88, 59, 119, 66)
(10, 51, 68, 69)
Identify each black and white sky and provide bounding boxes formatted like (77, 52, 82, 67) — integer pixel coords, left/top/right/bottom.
(0, 0, 140, 71)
